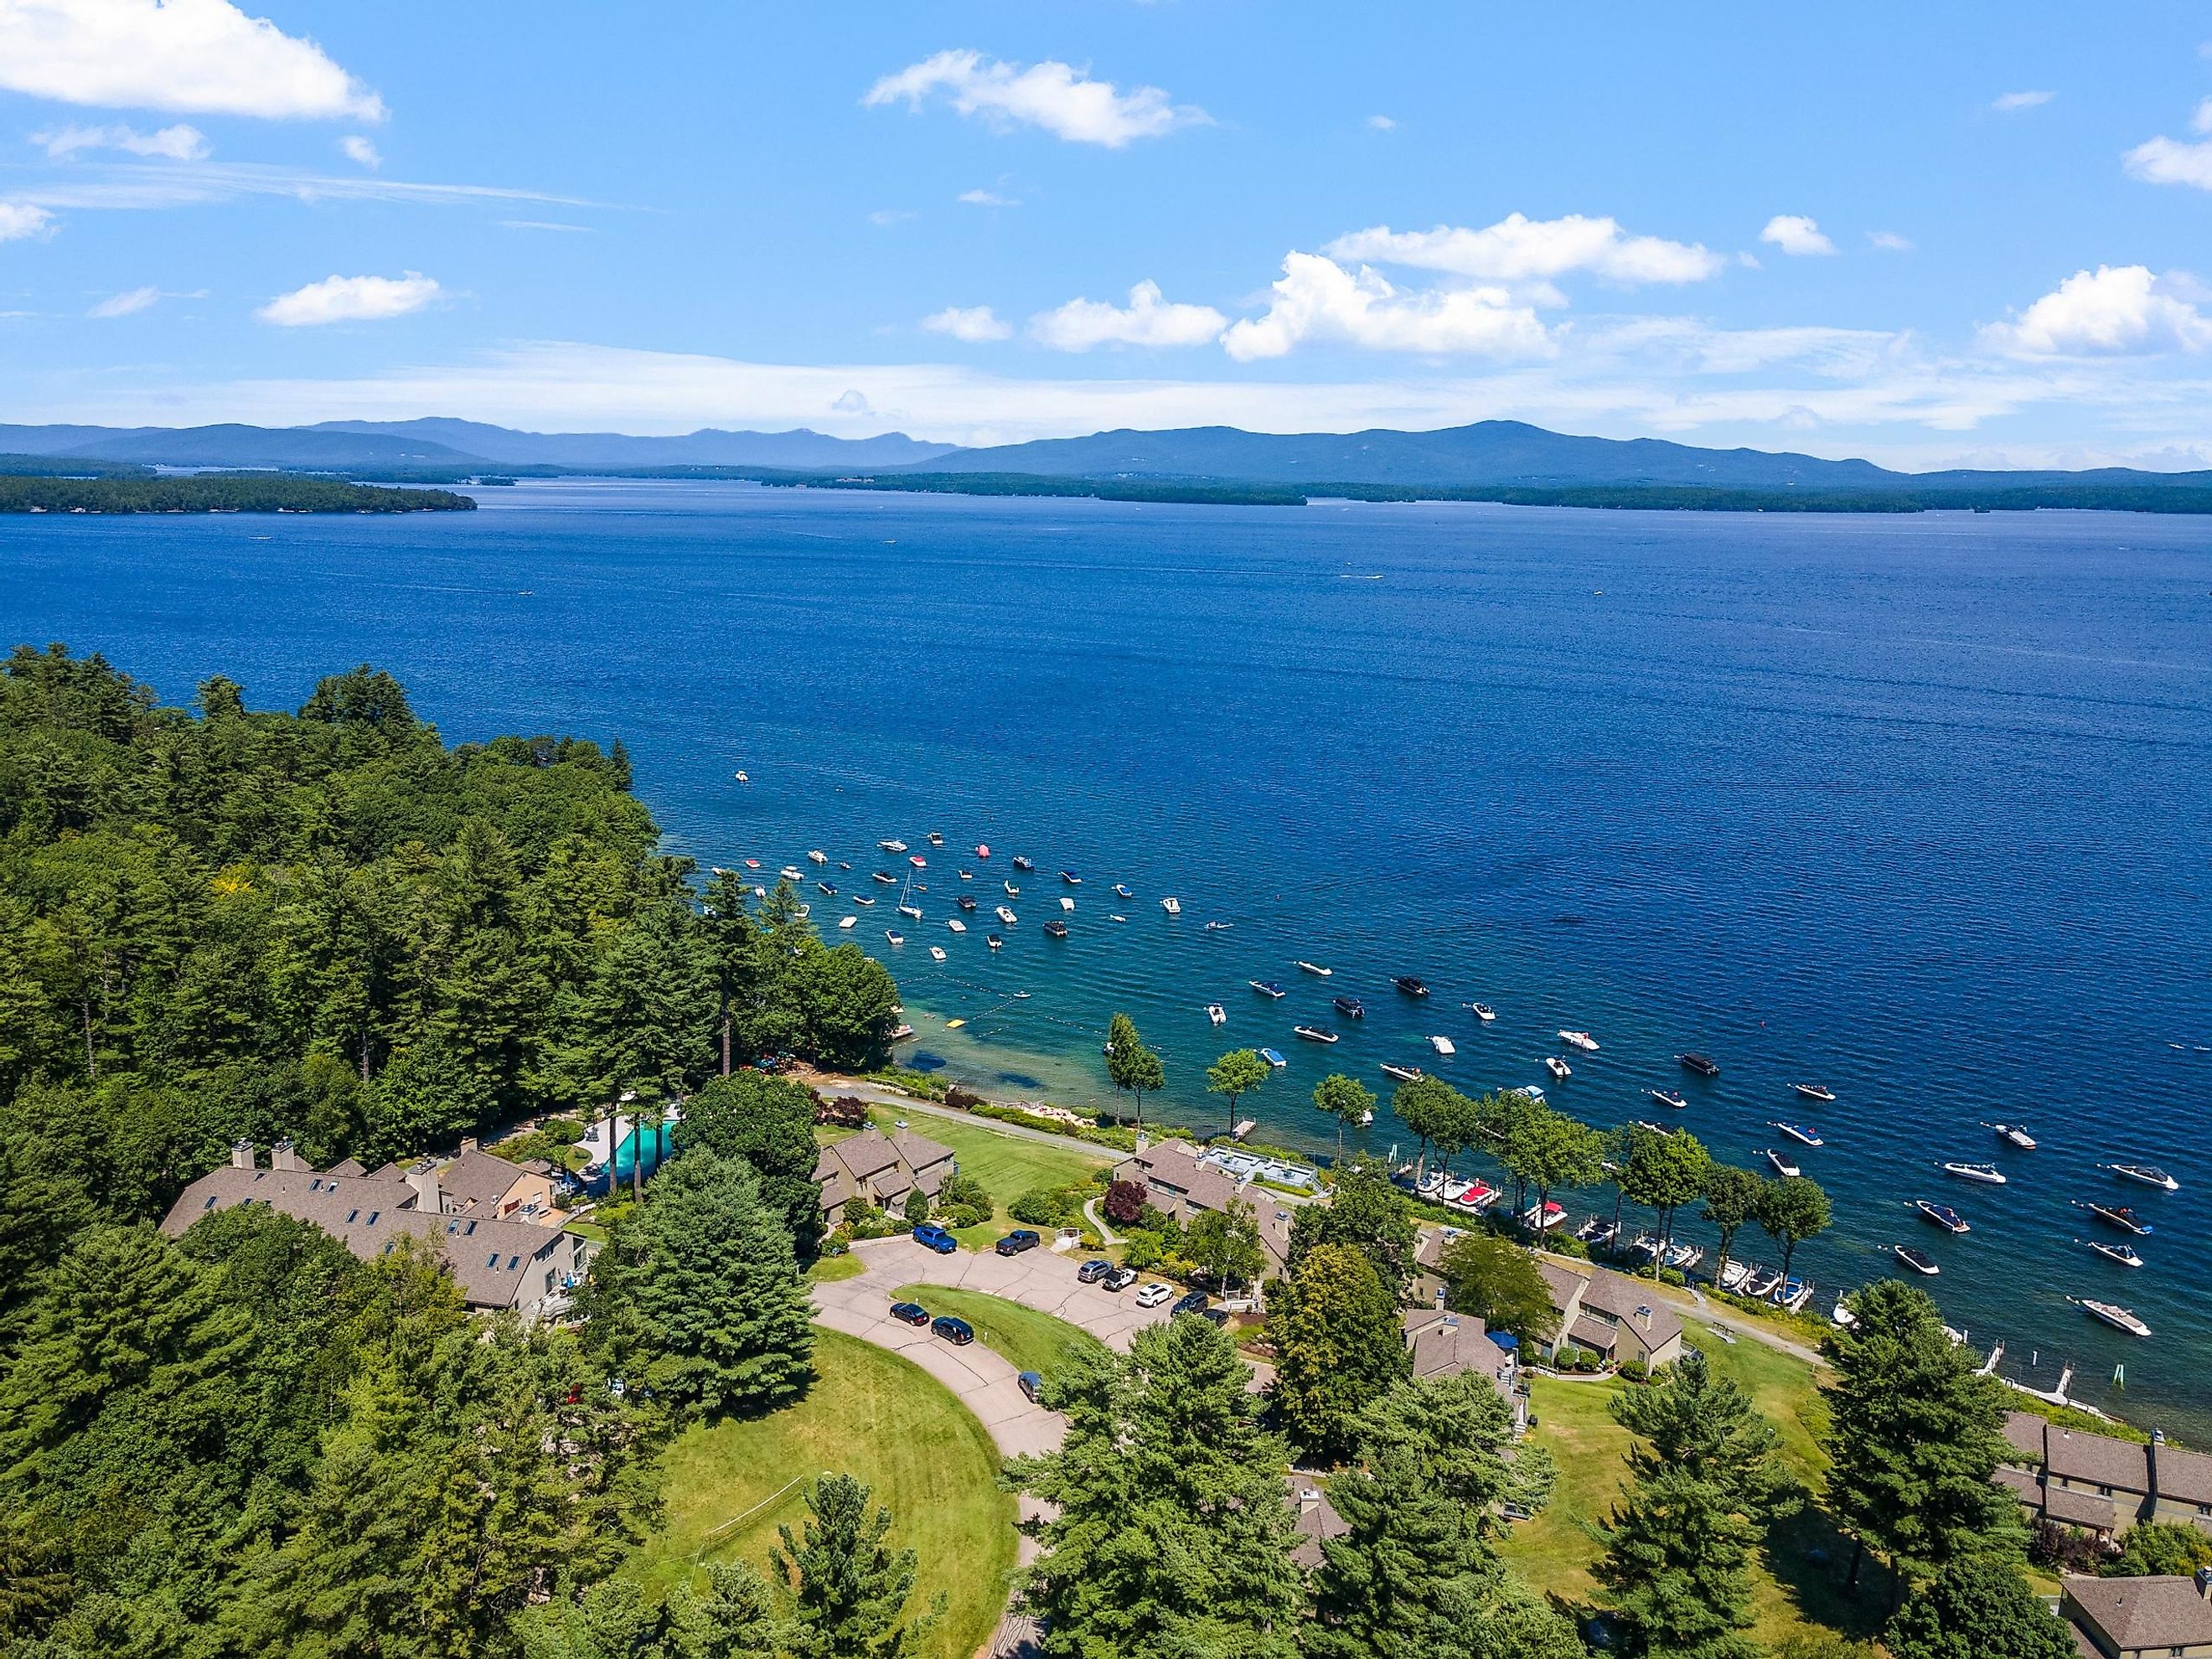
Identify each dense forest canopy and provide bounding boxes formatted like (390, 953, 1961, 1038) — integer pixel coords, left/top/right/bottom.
(0, 475, 475, 513)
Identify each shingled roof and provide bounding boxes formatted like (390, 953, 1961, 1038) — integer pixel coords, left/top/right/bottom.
(2047, 1427, 2152, 1496)
(2065, 1575, 2212, 1652)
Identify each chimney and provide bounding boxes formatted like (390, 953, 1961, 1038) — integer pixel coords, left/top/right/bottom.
(460, 1137, 479, 1156)
(2194, 1566, 2212, 1601)
(1134, 1130, 1150, 1154)
(230, 1139, 256, 1171)
(1298, 1487, 1322, 1517)
(271, 1139, 301, 1171)
(408, 1164, 442, 1214)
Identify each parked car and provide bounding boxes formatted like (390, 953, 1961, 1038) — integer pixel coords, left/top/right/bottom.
(995, 1228, 1042, 1258)
(1103, 1266, 1139, 1293)
(888, 1300, 930, 1326)
(1171, 1291, 1210, 1317)
(931, 1315, 974, 1346)
(1199, 1307, 1233, 1329)
(1134, 1282, 1175, 1309)
(1077, 1258, 1114, 1284)
(1016, 1371, 1044, 1403)
(912, 1222, 958, 1254)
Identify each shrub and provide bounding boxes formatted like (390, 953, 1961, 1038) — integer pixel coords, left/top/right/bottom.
(939, 1172, 993, 1215)
(902, 1189, 931, 1224)
(1009, 1188, 1067, 1227)
(1124, 1230, 1164, 1270)
(2029, 1520, 2106, 1574)
(840, 1196, 900, 1241)
(818, 1095, 870, 1129)
(1659, 1266, 1687, 1287)
(1103, 1179, 1149, 1227)
(541, 1116, 584, 1144)
(2106, 1519, 2212, 1578)
(1617, 1356, 1651, 1383)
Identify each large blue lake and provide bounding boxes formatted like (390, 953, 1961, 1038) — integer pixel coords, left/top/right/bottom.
(8, 478, 2209, 1430)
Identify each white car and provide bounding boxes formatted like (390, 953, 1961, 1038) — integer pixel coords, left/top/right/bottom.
(1134, 1282, 1176, 1310)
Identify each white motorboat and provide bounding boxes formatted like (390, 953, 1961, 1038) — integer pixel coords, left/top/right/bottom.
(1379, 1062, 1424, 1083)
(1429, 1036, 1456, 1056)
(1259, 1049, 1287, 1068)
(1988, 1123, 2037, 1150)
(1296, 960, 1332, 976)
(1894, 1245, 1939, 1276)
(1794, 1083, 1836, 1102)
(1469, 1002, 1496, 1021)
(1558, 1030, 1599, 1052)
(879, 840, 907, 853)
(1772, 1122, 1825, 1147)
(1207, 1004, 1227, 1025)
(986, 934, 1002, 950)
(2101, 1163, 2179, 1191)
(1004, 880, 1020, 896)
(1941, 1161, 2006, 1186)
(885, 929, 905, 945)
(2081, 1238, 2145, 1269)
(808, 850, 827, 865)
(946, 918, 966, 933)
(1545, 1056, 1571, 1081)
(1765, 1148, 1801, 1178)
(889, 1022, 915, 1041)
(2073, 1297, 2151, 1338)
(1161, 896, 1181, 914)
(1295, 1026, 1339, 1044)
(1650, 1088, 1687, 1110)
(779, 866, 804, 881)
(928, 946, 946, 962)
(996, 906, 1017, 925)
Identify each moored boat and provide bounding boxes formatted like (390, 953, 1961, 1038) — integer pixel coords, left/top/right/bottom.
(779, 866, 804, 881)
(928, 831, 943, 846)
(874, 871, 897, 884)
(1250, 979, 1287, 1000)
(957, 894, 977, 911)
(2073, 1297, 2151, 1337)
(2080, 1238, 2145, 1269)
(1559, 1030, 1599, 1052)
(2101, 1162, 2179, 1191)
(974, 844, 990, 860)
(1207, 1004, 1227, 1025)
(838, 916, 855, 929)
(1294, 1025, 1339, 1044)
(1941, 1161, 2006, 1186)
(1393, 975, 1429, 997)
(1259, 1047, 1287, 1068)
(817, 881, 835, 895)
(995, 905, 1017, 924)
(1915, 1199, 1969, 1233)
(1379, 1062, 1424, 1083)
(1521, 1201, 1567, 1232)
(986, 933, 1002, 950)
(1772, 1122, 1824, 1147)
(1204, 919, 1233, 931)
(1677, 1052, 1721, 1078)
(897, 902, 923, 920)
(1545, 1056, 1571, 1081)
(946, 917, 966, 933)
(1012, 855, 1034, 871)
(885, 929, 904, 945)
(1161, 896, 1181, 914)
(1296, 960, 1332, 976)
(1650, 1088, 1687, 1110)
(1043, 920, 1068, 938)
(1429, 1035, 1455, 1056)
(1114, 883, 1134, 899)
(1794, 1083, 1836, 1102)
(1335, 995, 1366, 1018)
(852, 894, 874, 906)
(928, 946, 946, 962)
(2073, 1199, 2153, 1235)
(1894, 1244, 1940, 1276)
(1765, 1147, 1800, 1178)
(889, 1022, 915, 1041)
(1987, 1122, 2037, 1150)
(808, 850, 827, 865)
(1059, 897, 1075, 912)
(1061, 871, 1081, 884)
(1469, 1002, 1496, 1021)
(880, 839, 907, 853)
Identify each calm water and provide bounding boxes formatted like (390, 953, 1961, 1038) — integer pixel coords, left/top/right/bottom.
(7, 479, 2209, 1431)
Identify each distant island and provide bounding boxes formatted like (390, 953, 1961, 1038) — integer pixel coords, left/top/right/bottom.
(0, 473, 477, 514)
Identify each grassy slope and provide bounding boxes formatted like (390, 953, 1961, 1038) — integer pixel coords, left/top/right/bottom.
(624, 1331, 1016, 1659)
(892, 1284, 1111, 1380)
(870, 1107, 1109, 1247)
(1501, 1319, 1884, 1649)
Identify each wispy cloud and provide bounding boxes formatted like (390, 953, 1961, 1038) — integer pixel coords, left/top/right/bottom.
(2124, 98, 2212, 190)
(1868, 230, 1914, 252)
(1992, 90, 2054, 112)
(257, 271, 441, 327)
(868, 209, 917, 227)
(8, 160, 597, 214)
(34, 121, 209, 160)
(863, 50, 1207, 147)
(0, 202, 56, 241)
(0, 0, 383, 121)
(1366, 114, 1396, 131)
(1328, 212, 1724, 285)
(919, 304, 1012, 342)
(88, 284, 160, 317)
(339, 134, 381, 169)
(499, 219, 593, 233)
(956, 188, 1016, 207)
(1760, 214, 1837, 256)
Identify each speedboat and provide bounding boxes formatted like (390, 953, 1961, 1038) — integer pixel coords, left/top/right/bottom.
(1545, 1056, 1572, 1081)
(885, 929, 905, 946)
(1765, 1148, 1800, 1178)
(1061, 871, 1081, 885)
(1043, 920, 1068, 938)
(1207, 1004, 1227, 1025)
(1335, 995, 1366, 1019)
(986, 934, 1002, 950)
(2075, 1199, 2153, 1236)
(956, 894, 978, 911)
(2101, 1162, 2178, 1191)
(1204, 920, 1233, 931)
(1677, 1053, 1721, 1078)
(928, 946, 947, 962)
(733, 770, 748, 783)
(1915, 1200, 1969, 1233)
(1576, 1217, 1619, 1248)
(779, 866, 804, 881)
(816, 881, 836, 895)
(742, 859, 760, 870)
(1469, 1002, 1496, 1021)
(2082, 1238, 2145, 1269)
(1258, 1047, 1287, 1068)
(1109, 913, 1127, 923)
(1446, 1179, 1497, 1212)
(1429, 1036, 1455, 1056)
(1294, 1026, 1339, 1044)
(1941, 1161, 2006, 1186)
(1114, 884, 1134, 899)
(1012, 855, 1034, 871)
(1989, 1123, 2037, 1150)
(1670, 1240, 1708, 1272)
(1773, 1122, 1824, 1147)
(928, 832, 943, 846)
(1776, 1275, 1813, 1311)
(1894, 1245, 1940, 1276)
(808, 850, 827, 865)
(1379, 1062, 1424, 1083)
(1160, 896, 1181, 914)
(1393, 975, 1429, 997)
(1650, 1088, 1687, 1110)
(2074, 1298, 2151, 1338)
(1522, 1201, 1567, 1233)
(945, 918, 965, 933)
(995, 906, 1017, 925)
(1559, 1030, 1599, 1052)
(1058, 897, 1075, 912)
(1250, 980, 1287, 1000)
(1744, 1264, 1784, 1297)
(1296, 960, 1332, 977)
(889, 1023, 915, 1041)
(853, 895, 875, 907)
(874, 871, 898, 884)
(1794, 1083, 1836, 1102)
(880, 840, 907, 853)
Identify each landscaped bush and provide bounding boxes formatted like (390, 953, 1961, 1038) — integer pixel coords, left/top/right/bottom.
(1102, 1179, 1149, 1227)
(818, 1094, 870, 1128)
(1008, 1188, 1066, 1227)
(541, 1117, 584, 1143)
(2028, 1520, 2106, 1574)
(1658, 1266, 1687, 1287)
(1617, 1356, 1651, 1383)
(840, 1196, 902, 1241)
(903, 1189, 931, 1224)
(1123, 1229, 1165, 1269)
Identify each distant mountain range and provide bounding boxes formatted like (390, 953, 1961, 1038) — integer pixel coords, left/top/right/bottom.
(1, 416, 2205, 493)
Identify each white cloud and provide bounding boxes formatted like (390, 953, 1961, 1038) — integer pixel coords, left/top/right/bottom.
(1367, 114, 1396, 131)
(1029, 280, 1226, 351)
(1983, 264, 2212, 356)
(1760, 214, 1836, 256)
(863, 49, 1206, 147)
(0, 201, 57, 240)
(1221, 252, 1552, 362)
(868, 209, 917, 226)
(88, 284, 158, 316)
(1868, 230, 1914, 252)
(831, 389, 871, 414)
(0, 0, 382, 121)
(10, 161, 592, 214)
(499, 219, 592, 233)
(1992, 90, 2054, 111)
(339, 134, 380, 169)
(919, 304, 1012, 343)
(956, 188, 1016, 207)
(1327, 212, 1724, 286)
(34, 121, 209, 160)
(256, 271, 439, 327)
(2122, 98, 2212, 189)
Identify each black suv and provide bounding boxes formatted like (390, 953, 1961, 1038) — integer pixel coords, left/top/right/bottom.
(931, 1315, 975, 1346)
(1171, 1291, 1211, 1317)
(995, 1228, 1042, 1257)
(1076, 1258, 1114, 1284)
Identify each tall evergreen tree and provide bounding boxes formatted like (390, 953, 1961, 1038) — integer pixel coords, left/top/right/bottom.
(675, 1069, 827, 1256)
(1267, 1243, 1411, 1462)
(1883, 1555, 2075, 1659)
(775, 1473, 940, 1659)
(665, 1561, 783, 1659)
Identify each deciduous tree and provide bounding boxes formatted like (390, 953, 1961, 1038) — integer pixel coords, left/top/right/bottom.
(1883, 1555, 2074, 1659)
(1207, 1047, 1271, 1138)
(1268, 1243, 1411, 1461)
(1311, 1072, 1375, 1161)
(1437, 1232, 1561, 1351)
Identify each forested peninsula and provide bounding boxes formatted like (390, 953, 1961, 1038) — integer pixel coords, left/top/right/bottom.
(0, 473, 475, 513)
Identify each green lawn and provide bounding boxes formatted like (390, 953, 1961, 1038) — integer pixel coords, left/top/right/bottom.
(623, 1330, 1016, 1659)
(870, 1108, 1110, 1246)
(807, 1251, 866, 1282)
(892, 1284, 1109, 1381)
(1501, 1319, 1883, 1651)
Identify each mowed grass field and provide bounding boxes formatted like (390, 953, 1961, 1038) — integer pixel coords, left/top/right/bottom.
(893, 1284, 1110, 1382)
(867, 1107, 1110, 1246)
(1500, 1320, 1884, 1650)
(624, 1331, 1017, 1659)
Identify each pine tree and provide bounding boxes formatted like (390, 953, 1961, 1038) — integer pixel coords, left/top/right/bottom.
(676, 1070, 827, 1256)
(776, 1473, 940, 1659)
(1268, 1243, 1412, 1461)
(1821, 1279, 2023, 1602)
(1594, 1351, 1794, 1659)
(1286, 1156, 1419, 1298)
(1883, 1555, 2075, 1659)
(666, 1561, 782, 1659)
(1010, 1315, 1307, 1659)
(582, 1150, 814, 1418)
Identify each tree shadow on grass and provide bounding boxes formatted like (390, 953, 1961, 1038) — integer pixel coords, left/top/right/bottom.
(1762, 1501, 1891, 1642)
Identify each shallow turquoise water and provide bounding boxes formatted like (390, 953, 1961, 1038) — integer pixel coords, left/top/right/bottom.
(6, 478, 2209, 1431)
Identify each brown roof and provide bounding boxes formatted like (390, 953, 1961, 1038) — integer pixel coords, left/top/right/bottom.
(1569, 1314, 1620, 1353)
(438, 1146, 531, 1212)
(1128, 1142, 1240, 1213)
(2155, 1441, 2212, 1507)
(162, 1163, 566, 1310)
(1992, 1464, 2043, 1506)
(2046, 1427, 2152, 1496)
(327, 1157, 366, 1177)
(2003, 1411, 2049, 1465)
(829, 1129, 904, 1181)
(1536, 1258, 1587, 1316)
(889, 1127, 954, 1172)
(1403, 1310, 1515, 1398)
(1580, 1269, 1684, 1351)
(2042, 1482, 2118, 1531)
(1285, 1476, 1347, 1571)
(2065, 1576, 2212, 1651)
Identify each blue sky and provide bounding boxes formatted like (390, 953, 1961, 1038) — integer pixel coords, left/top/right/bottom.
(3, 1, 2212, 465)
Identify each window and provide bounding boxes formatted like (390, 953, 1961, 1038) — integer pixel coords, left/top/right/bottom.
(365, 1210, 380, 1226)
(506, 1255, 520, 1271)
(464, 1220, 478, 1236)
(345, 1208, 359, 1223)
(488, 1252, 501, 1268)
(202, 1195, 218, 1210)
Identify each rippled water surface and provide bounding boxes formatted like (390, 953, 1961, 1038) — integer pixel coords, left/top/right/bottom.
(8, 479, 2209, 1429)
